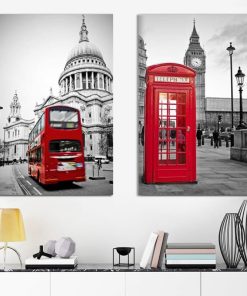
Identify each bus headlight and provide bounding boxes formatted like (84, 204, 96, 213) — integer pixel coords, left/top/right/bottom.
(76, 163, 83, 168)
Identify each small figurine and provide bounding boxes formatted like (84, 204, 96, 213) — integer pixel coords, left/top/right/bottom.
(33, 245, 53, 260)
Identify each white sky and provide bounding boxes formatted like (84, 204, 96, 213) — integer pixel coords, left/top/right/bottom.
(0, 14, 113, 140)
(138, 14, 247, 99)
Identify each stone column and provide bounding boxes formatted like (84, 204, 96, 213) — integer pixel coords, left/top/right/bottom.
(109, 78, 112, 92)
(97, 73, 99, 89)
(102, 74, 105, 90)
(62, 80, 64, 94)
(106, 77, 109, 91)
(80, 72, 82, 89)
(65, 78, 68, 93)
(86, 72, 88, 89)
(69, 75, 72, 92)
(105, 76, 107, 91)
(92, 72, 94, 89)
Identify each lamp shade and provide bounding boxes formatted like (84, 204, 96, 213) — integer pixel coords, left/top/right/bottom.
(235, 67, 245, 86)
(0, 208, 26, 242)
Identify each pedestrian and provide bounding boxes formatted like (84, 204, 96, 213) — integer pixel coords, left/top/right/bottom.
(170, 129, 176, 146)
(213, 129, 219, 148)
(196, 128, 202, 146)
(141, 126, 144, 146)
(177, 130, 185, 152)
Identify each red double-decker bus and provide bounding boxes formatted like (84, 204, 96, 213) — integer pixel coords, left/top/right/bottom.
(28, 105, 85, 185)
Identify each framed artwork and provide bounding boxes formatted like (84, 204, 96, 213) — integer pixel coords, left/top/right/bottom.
(0, 14, 113, 196)
(138, 14, 247, 196)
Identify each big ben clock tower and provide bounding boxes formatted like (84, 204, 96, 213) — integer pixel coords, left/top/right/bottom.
(184, 20, 206, 128)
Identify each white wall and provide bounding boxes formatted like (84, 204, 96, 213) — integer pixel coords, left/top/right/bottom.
(1, 197, 247, 264)
(1, 0, 247, 265)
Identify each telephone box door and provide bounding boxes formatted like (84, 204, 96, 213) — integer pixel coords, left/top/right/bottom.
(153, 89, 194, 182)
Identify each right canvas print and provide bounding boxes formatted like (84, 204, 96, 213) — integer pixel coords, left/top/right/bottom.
(138, 14, 247, 196)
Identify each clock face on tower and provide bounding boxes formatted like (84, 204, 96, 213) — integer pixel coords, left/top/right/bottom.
(191, 57, 202, 68)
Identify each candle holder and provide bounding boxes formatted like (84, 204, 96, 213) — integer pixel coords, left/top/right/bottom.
(113, 247, 135, 267)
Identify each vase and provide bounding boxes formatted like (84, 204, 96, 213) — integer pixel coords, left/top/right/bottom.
(236, 200, 247, 265)
(219, 213, 242, 268)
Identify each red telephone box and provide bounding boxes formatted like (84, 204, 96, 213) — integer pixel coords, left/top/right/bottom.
(144, 63, 196, 183)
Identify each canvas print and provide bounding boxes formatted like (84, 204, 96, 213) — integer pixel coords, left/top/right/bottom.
(138, 14, 247, 196)
(0, 14, 113, 196)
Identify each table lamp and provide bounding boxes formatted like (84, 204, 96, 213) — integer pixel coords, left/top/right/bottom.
(0, 208, 26, 270)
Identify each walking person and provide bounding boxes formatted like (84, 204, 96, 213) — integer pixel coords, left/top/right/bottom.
(196, 128, 202, 146)
(213, 129, 219, 148)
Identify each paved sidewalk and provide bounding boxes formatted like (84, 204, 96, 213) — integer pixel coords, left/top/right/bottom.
(139, 141, 247, 196)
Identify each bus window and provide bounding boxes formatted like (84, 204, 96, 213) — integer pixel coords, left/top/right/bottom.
(49, 108, 79, 129)
(37, 147, 41, 163)
(49, 140, 81, 152)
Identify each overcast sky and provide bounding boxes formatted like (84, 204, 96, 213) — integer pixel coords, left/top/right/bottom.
(0, 14, 113, 140)
(138, 14, 247, 99)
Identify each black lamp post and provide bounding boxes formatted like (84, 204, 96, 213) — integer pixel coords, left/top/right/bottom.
(235, 67, 247, 130)
(226, 42, 235, 129)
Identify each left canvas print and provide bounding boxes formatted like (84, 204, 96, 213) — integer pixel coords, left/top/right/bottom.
(0, 14, 113, 196)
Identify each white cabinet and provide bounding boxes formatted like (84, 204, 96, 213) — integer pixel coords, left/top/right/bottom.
(0, 272, 50, 296)
(51, 272, 125, 296)
(126, 272, 200, 296)
(201, 272, 247, 296)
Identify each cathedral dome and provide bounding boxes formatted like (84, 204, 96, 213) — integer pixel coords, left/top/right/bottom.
(59, 16, 112, 96)
(67, 41, 103, 63)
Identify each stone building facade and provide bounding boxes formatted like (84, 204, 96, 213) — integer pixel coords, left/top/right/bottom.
(34, 16, 113, 158)
(138, 35, 147, 139)
(4, 92, 34, 162)
(205, 97, 247, 129)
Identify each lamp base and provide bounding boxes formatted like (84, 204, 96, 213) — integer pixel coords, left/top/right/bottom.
(0, 243, 23, 270)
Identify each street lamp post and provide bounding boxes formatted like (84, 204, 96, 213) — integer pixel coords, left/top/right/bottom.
(227, 42, 235, 130)
(235, 67, 247, 130)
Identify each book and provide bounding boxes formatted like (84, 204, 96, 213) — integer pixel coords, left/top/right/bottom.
(25, 256, 78, 269)
(151, 231, 169, 269)
(157, 232, 169, 268)
(167, 243, 215, 249)
(165, 264, 216, 269)
(151, 231, 164, 269)
(166, 259, 216, 265)
(140, 232, 158, 269)
(166, 254, 216, 260)
(166, 248, 216, 254)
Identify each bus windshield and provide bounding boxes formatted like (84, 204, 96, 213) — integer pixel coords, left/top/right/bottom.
(49, 140, 81, 152)
(49, 108, 79, 129)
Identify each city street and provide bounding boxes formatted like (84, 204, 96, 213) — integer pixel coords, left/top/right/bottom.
(139, 139, 247, 196)
(0, 162, 113, 196)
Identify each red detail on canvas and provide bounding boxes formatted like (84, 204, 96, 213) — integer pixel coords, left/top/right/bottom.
(144, 63, 197, 183)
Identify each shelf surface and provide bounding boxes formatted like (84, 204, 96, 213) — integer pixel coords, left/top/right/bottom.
(1, 263, 247, 272)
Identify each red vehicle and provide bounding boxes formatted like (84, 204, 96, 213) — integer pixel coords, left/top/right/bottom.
(28, 105, 85, 185)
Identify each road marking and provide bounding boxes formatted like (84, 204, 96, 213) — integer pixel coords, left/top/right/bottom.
(12, 165, 32, 196)
(26, 180, 32, 186)
(18, 182, 31, 196)
(33, 187, 42, 195)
